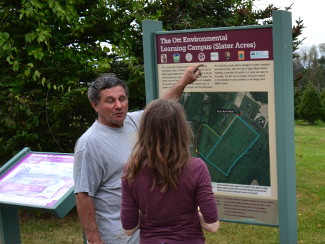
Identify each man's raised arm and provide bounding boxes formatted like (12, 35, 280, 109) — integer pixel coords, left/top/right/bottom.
(162, 64, 203, 100)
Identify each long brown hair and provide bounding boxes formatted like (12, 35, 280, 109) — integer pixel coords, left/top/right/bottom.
(124, 98, 193, 192)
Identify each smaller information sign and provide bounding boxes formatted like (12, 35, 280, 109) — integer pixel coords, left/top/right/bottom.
(0, 152, 74, 208)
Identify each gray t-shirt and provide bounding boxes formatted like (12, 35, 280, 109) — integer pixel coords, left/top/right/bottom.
(74, 111, 142, 244)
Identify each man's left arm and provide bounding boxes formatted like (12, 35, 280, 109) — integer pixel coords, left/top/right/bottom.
(161, 64, 203, 100)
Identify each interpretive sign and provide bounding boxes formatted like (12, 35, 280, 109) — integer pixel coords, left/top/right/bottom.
(155, 26, 278, 226)
(0, 151, 74, 208)
(143, 11, 297, 243)
(0, 147, 76, 244)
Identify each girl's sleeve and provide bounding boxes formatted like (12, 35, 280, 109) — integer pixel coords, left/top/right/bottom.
(195, 158, 219, 223)
(121, 178, 140, 230)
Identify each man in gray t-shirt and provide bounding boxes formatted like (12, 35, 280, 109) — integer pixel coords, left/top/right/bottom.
(73, 64, 202, 244)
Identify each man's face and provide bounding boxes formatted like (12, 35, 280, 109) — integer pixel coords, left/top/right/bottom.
(91, 85, 129, 128)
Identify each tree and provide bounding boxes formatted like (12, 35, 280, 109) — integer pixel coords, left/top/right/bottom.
(294, 87, 303, 120)
(0, 0, 154, 164)
(297, 83, 323, 124)
(320, 89, 325, 122)
(293, 44, 325, 121)
(294, 44, 325, 91)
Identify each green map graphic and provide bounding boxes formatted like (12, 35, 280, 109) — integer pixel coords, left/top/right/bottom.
(180, 92, 270, 186)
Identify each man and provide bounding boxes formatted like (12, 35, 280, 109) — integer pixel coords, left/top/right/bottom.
(73, 64, 202, 244)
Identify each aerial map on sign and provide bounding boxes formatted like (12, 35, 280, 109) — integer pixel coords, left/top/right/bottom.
(180, 91, 270, 186)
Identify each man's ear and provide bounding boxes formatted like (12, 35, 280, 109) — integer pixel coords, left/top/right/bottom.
(90, 101, 98, 113)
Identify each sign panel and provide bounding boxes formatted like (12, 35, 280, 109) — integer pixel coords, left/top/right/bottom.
(156, 27, 278, 225)
(0, 152, 74, 208)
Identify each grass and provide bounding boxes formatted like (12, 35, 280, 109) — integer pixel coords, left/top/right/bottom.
(1, 123, 324, 243)
(19, 209, 84, 243)
(294, 121, 325, 243)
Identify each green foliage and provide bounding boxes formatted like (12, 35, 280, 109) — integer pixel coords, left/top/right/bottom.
(320, 89, 325, 122)
(297, 83, 323, 124)
(294, 44, 325, 122)
(0, 0, 117, 164)
(45, 88, 95, 151)
(142, 0, 277, 30)
(294, 44, 325, 91)
(294, 88, 303, 120)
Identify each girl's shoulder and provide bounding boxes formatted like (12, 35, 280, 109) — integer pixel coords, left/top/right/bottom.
(187, 157, 207, 171)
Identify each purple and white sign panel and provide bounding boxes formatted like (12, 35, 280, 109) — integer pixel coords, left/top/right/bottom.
(0, 153, 74, 208)
(156, 27, 274, 95)
(156, 28, 273, 64)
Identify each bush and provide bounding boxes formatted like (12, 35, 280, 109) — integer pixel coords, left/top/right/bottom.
(297, 83, 323, 124)
(320, 89, 325, 122)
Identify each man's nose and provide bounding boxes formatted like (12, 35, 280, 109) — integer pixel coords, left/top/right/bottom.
(115, 100, 122, 108)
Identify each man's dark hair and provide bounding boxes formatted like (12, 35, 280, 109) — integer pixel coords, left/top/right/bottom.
(88, 74, 129, 104)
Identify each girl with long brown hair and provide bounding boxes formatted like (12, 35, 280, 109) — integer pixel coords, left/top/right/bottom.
(121, 98, 219, 244)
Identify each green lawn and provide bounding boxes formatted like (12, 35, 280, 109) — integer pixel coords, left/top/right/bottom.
(1, 123, 324, 243)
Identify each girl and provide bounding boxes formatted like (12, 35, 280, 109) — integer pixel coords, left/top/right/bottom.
(121, 98, 219, 244)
